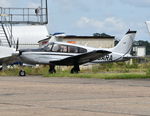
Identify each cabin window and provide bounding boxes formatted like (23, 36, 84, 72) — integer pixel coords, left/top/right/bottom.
(60, 45, 68, 53)
(68, 46, 78, 53)
(50, 43, 87, 53)
(78, 47, 87, 53)
(68, 46, 87, 53)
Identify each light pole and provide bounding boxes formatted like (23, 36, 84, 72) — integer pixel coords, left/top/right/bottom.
(46, 0, 48, 24)
(40, 0, 43, 23)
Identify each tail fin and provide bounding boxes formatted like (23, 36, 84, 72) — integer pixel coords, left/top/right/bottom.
(112, 30, 136, 55)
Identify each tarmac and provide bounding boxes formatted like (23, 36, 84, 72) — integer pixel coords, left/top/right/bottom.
(0, 76, 150, 116)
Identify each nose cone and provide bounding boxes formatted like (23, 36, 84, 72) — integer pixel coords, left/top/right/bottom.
(12, 51, 19, 56)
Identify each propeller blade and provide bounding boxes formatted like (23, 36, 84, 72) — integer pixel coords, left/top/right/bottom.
(16, 39, 19, 51)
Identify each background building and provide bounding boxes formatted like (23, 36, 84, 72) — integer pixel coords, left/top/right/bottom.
(133, 46, 146, 57)
(63, 34, 115, 48)
(38, 33, 115, 48)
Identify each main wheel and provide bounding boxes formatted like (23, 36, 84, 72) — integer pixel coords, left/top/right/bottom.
(71, 68, 79, 74)
(49, 69, 56, 74)
(19, 70, 26, 76)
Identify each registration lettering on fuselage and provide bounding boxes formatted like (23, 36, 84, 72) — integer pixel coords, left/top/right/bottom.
(98, 55, 113, 61)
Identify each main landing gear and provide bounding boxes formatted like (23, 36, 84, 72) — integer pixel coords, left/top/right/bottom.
(49, 64, 56, 73)
(0, 67, 3, 71)
(71, 65, 80, 74)
(48, 64, 80, 74)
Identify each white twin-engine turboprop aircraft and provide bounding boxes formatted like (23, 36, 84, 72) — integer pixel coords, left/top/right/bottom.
(0, 30, 136, 76)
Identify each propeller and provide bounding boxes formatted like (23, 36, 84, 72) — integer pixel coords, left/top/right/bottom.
(15, 38, 27, 56)
(14, 39, 22, 56)
(11, 39, 20, 56)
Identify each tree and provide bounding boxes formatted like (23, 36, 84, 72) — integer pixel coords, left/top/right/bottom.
(93, 33, 113, 38)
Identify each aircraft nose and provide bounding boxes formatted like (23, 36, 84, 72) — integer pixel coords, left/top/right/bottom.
(12, 51, 19, 56)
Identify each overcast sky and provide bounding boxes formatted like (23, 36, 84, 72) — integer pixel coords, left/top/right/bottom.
(1, 0, 150, 41)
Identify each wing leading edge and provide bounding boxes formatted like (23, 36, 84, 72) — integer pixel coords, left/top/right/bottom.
(50, 50, 111, 66)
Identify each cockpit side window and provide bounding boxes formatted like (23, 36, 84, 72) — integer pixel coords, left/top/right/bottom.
(52, 44, 61, 52)
(44, 44, 53, 52)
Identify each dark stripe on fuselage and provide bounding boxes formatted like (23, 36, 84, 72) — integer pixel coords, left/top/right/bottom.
(23, 52, 76, 57)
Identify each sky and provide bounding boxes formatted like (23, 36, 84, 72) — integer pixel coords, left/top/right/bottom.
(0, 0, 150, 41)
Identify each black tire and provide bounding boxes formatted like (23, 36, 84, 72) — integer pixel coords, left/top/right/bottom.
(71, 68, 74, 74)
(0, 67, 3, 71)
(49, 69, 56, 74)
(71, 68, 78, 74)
(19, 70, 26, 76)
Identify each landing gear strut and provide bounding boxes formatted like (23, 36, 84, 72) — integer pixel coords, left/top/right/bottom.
(71, 65, 80, 74)
(49, 64, 56, 73)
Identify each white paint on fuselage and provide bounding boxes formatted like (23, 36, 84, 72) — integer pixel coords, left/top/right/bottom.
(20, 52, 79, 64)
(20, 48, 124, 65)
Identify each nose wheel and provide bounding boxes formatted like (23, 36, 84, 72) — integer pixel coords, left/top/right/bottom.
(19, 70, 26, 76)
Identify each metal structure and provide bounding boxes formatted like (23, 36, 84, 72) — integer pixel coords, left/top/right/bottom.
(0, 0, 48, 25)
(0, 15, 15, 47)
(0, 0, 48, 47)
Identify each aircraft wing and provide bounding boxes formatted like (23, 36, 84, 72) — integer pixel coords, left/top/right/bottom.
(50, 50, 111, 66)
(0, 54, 20, 65)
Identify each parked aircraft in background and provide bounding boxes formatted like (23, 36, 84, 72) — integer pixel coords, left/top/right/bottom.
(0, 30, 136, 76)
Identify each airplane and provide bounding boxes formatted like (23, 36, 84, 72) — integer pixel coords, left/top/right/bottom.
(0, 30, 136, 76)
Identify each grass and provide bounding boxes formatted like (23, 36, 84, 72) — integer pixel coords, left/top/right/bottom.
(0, 59, 150, 79)
(0, 66, 148, 80)
(44, 72, 149, 79)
